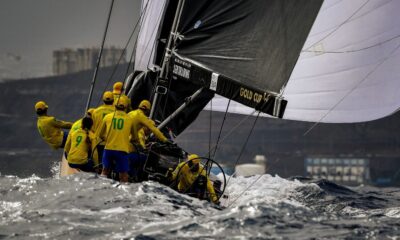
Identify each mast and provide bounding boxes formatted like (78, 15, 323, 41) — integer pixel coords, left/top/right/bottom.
(149, 0, 186, 119)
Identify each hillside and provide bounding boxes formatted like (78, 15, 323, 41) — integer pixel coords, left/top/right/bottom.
(1, 66, 400, 181)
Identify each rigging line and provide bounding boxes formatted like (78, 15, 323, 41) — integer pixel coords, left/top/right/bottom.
(227, 174, 264, 208)
(95, 0, 150, 107)
(206, 109, 257, 156)
(85, 0, 115, 112)
(123, 37, 137, 81)
(303, 34, 400, 54)
(101, 53, 138, 157)
(212, 99, 231, 159)
(303, 41, 400, 136)
(209, 99, 212, 159)
(225, 111, 261, 188)
(304, 0, 370, 51)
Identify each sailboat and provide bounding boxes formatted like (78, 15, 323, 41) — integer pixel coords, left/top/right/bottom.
(62, 0, 400, 203)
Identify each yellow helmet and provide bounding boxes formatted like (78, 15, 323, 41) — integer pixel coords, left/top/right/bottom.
(35, 101, 48, 111)
(188, 154, 200, 164)
(102, 91, 114, 102)
(139, 100, 151, 110)
(116, 95, 129, 109)
(113, 82, 123, 94)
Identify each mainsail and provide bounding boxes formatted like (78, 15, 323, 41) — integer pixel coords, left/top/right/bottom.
(207, 0, 400, 123)
(130, 0, 323, 135)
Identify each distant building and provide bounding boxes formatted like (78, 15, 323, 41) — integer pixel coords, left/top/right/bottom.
(305, 157, 370, 185)
(52, 47, 126, 75)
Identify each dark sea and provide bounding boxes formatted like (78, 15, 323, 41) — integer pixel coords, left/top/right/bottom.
(0, 167, 399, 239)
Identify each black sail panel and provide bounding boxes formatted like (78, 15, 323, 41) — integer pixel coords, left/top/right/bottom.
(175, 0, 323, 94)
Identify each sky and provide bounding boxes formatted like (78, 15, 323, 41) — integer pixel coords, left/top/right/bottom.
(0, 0, 141, 80)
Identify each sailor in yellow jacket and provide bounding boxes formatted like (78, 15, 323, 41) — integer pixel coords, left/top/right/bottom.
(126, 100, 157, 181)
(92, 91, 115, 134)
(64, 117, 97, 172)
(91, 91, 115, 163)
(170, 154, 219, 203)
(35, 101, 73, 149)
(98, 96, 137, 182)
(99, 96, 168, 182)
(66, 109, 100, 167)
(128, 100, 168, 147)
(127, 100, 152, 149)
(70, 108, 95, 134)
(113, 82, 131, 112)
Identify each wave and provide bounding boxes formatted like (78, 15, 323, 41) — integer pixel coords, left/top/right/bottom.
(0, 173, 399, 239)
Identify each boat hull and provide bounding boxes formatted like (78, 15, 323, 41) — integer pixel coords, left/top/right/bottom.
(60, 154, 80, 177)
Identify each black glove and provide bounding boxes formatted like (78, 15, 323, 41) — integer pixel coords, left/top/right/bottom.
(166, 168, 173, 179)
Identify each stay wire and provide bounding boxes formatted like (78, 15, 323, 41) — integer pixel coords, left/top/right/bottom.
(95, 0, 150, 107)
(123, 38, 137, 81)
(85, 0, 115, 112)
(212, 99, 231, 159)
(225, 111, 261, 187)
(206, 109, 257, 157)
(208, 99, 212, 159)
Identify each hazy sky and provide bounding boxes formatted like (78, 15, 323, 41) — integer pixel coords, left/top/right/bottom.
(0, 0, 141, 80)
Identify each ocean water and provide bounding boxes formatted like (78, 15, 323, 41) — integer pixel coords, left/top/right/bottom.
(0, 170, 399, 239)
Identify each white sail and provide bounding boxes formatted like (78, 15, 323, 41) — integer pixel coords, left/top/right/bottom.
(134, 0, 167, 71)
(205, 0, 400, 123)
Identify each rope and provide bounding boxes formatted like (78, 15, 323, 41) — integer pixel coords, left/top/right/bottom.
(206, 109, 257, 157)
(212, 99, 231, 159)
(208, 99, 212, 159)
(85, 0, 115, 112)
(225, 111, 261, 187)
(95, 0, 150, 107)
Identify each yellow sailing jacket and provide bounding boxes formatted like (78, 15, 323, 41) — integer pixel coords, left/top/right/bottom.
(67, 119, 101, 164)
(70, 119, 82, 133)
(128, 109, 167, 147)
(64, 129, 97, 165)
(171, 162, 217, 202)
(92, 104, 115, 135)
(99, 110, 135, 153)
(37, 115, 72, 149)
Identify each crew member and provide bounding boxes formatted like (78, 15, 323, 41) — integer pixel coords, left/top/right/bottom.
(127, 99, 151, 149)
(170, 154, 219, 203)
(64, 117, 97, 172)
(70, 108, 95, 133)
(35, 101, 73, 149)
(127, 100, 167, 180)
(91, 91, 115, 162)
(98, 96, 136, 182)
(92, 91, 115, 134)
(113, 82, 131, 112)
(112, 82, 123, 100)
